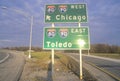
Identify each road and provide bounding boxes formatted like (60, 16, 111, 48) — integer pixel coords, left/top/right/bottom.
(0, 51, 25, 81)
(67, 53, 120, 81)
(0, 50, 8, 61)
(0, 53, 7, 60)
(83, 55, 120, 78)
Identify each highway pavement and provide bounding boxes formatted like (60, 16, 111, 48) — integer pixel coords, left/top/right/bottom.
(67, 53, 120, 81)
(0, 53, 7, 61)
(0, 51, 8, 61)
(83, 55, 120, 79)
(0, 51, 25, 81)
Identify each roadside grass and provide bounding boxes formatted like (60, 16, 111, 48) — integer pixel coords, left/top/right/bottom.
(24, 51, 70, 71)
(20, 51, 72, 81)
(21, 51, 97, 81)
(25, 51, 69, 71)
(24, 51, 51, 70)
(91, 53, 120, 59)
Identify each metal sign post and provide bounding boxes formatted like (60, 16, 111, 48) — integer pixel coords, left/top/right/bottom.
(51, 23, 55, 76)
(79, 23, 83, 80)
(79, 49, 83, 80)
(51, 49, 54, 75)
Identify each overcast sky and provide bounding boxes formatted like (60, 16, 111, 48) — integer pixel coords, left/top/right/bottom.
(0, 0, 120, 47)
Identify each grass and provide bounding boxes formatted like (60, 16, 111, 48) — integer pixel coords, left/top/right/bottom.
(25, 51, 50, 59)
(24, 51, 70, 71)
(91, 53, 120, 59)
(22, 51, 97, 81)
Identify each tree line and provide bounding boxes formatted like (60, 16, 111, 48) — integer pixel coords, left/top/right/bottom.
(90, 44, 120, 53)
(3, 46, 43, 51)
(2, 44, 120, 53)
(64, 44, 120, 54)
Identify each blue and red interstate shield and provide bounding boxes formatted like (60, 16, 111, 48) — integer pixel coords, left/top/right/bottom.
(59, 28, 68, 38)
(47, 5, 56, 13)
(59, 5, 67, 13)
(47, 29, 56, 38)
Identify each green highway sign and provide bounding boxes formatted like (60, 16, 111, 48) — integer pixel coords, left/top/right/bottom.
(43, 27, 90, 50)
(45, 4, 87, 23)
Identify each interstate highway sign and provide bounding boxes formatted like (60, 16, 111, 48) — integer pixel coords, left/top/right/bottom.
(43, 27, 90, 50)
(45, 4, 87, 23)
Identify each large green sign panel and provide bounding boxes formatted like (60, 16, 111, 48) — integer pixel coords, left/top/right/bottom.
(45, 4, 87, 23)
(43, 27, 90, 50)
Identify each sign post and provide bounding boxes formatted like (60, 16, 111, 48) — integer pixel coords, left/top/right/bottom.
(79, 49, 82, 80)
(79, 23, 83, 80)
(51, 23, 55, 76)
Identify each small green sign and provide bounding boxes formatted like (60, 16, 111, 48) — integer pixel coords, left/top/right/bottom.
(43, 27, 90, 50)
(45, 4, 87, 23)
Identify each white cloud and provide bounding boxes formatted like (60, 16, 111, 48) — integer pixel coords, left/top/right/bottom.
(0, 39, 12, 42)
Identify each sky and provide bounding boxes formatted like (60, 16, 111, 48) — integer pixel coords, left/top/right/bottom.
(0, 0, 120, 47)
